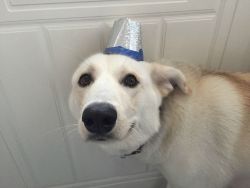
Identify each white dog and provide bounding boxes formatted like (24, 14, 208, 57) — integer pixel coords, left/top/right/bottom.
(69, 53, 250, 188)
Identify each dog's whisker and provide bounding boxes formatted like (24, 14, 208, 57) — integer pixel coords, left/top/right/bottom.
(39, 124, 79, 138)
(65, 128, 79, 137)
(63, 123, 79, 127)
(128, 125, 144, 140)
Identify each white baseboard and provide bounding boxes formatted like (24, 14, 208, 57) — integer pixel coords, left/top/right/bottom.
(50, 171, 166, 188)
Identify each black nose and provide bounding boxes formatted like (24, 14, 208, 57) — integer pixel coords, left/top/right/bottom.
(82, 102, 117, 134)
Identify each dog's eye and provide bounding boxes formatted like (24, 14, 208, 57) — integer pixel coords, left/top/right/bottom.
(78, 73, 93, 87)
(121, 74, 139, 88)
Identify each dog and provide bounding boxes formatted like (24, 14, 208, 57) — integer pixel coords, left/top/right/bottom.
(69, 53, 250, 188)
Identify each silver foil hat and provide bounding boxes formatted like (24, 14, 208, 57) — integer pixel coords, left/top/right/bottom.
(104, 18, 144, 61)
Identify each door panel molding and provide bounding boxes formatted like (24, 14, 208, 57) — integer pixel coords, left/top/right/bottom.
(1, 0, 220, 23)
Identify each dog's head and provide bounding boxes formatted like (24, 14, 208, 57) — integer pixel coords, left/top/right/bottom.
(69, 53, 189, 154)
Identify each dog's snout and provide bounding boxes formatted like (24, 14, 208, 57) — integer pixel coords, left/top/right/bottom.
(82, 102, 117, 134)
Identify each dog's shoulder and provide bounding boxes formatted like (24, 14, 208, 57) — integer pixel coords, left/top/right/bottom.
(199, 70, 250, 168)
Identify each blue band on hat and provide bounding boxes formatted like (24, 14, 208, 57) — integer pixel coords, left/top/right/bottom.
(104, 46, 144, 61)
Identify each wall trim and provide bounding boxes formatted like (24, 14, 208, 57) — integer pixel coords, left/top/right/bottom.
(49, 171, 166, 188)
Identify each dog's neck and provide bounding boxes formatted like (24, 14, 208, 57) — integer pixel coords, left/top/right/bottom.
(120, 123, 167, 164)
(141, 125, 167, 163)
(120, 104, 169, 161)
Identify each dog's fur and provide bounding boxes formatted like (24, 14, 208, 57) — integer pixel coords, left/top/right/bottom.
(69, 53, 250, 188)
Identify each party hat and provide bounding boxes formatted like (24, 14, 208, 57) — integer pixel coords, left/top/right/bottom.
(104, 18, 144, 61)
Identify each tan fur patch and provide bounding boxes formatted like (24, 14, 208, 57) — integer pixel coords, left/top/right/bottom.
(203, 71, 250, 169)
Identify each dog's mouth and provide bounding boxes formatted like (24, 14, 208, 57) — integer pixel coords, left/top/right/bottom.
(86, 121, 136, 142)
(87, 133, 114, 142)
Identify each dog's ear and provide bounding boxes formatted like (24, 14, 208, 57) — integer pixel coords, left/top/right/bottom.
(150, 63, 191, 96)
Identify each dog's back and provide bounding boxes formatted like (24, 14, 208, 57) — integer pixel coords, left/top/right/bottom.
(185, 68, 250, 169)
(214, 72, 250, 188)
(221, 73, 250, 170)
(159, 63, 250, 188)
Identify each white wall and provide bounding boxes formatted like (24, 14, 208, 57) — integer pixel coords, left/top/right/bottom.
(0, 0, 249, 188)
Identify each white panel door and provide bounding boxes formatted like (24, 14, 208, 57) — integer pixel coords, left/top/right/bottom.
(0, 28, 75, 187)
(0, 133, 26, 188)
(220, 0, 250, 71)
(0, 0, 249, 188)
(0, 93, 26, 188)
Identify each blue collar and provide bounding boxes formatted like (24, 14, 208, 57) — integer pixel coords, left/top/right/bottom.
(120, 145, 144, 158)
